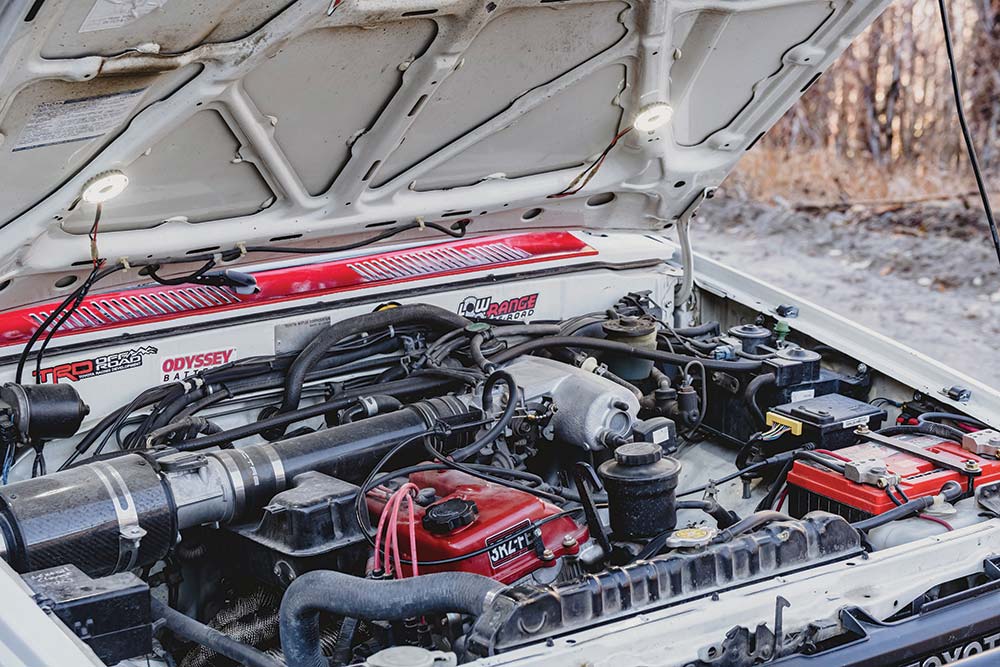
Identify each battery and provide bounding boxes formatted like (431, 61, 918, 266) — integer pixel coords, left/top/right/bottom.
(22, 563, 151, 664)
(787, 433, 1000, 519)
(766, 393, 886, 450)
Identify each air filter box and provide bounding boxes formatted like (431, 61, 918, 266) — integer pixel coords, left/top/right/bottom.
(766, 393, 886, 450)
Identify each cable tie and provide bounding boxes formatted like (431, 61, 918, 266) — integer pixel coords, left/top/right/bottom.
(415, 217, 426, 230)
(236, 242, 248, 259)
(182, 377, 205, 393)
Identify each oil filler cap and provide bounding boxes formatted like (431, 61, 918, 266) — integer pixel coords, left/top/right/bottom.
(614, 441, 662, 466)
(422, 498, 478, 534)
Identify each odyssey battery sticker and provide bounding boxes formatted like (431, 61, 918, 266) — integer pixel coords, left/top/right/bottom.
(160, 348, 236, 383)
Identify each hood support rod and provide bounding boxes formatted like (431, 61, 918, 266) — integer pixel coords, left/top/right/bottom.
(673, 187, 714, 323)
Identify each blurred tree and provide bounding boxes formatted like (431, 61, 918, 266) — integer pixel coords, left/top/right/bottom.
(764, 0, 999, 177)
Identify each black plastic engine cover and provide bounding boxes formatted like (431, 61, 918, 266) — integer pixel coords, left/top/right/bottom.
(467, 512, 861, 655)
(236, 471, 364, 557)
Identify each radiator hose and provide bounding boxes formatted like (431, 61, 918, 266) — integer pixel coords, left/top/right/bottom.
(279, 571, 504, 667)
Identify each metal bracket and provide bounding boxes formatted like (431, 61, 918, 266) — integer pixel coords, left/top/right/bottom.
(962, 429, 1000, 458)
(854, 426, 981, 476)
(843, 458, 901, 489)
(572, 462, 613, 559)
(117, 525, 147, 572)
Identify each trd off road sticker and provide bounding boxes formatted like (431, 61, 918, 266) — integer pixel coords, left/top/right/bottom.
(160, 348, 236, 383)
(34, 346, 158, 383)
(458, 293, 538, 321)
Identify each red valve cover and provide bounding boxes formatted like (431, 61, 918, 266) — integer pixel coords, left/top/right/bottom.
(367, 468, 588, 584)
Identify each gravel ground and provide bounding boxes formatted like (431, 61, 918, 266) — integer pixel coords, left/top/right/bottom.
(694, 195, 1000, 387)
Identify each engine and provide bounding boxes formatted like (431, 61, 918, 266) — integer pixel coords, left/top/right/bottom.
(0, 295, 989, 667)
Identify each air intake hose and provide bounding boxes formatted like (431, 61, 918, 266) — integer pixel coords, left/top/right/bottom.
(279, 571, 504, 667)
(0, 397, 474, 577)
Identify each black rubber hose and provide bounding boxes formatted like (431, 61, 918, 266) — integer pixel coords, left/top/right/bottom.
(215, 345, 404, 400)
(468, 325, 562, 371)
(176, 376, 451, 451)
(208, 338, 402, 389)
(678, 447, 810, 498)
(680, 338, 721, 353)
(339, 395, 403, 424)
(599, 368, 643, 399)
(279, 571, 503, 667)
(176, 388, 232, 421)
(61, 385, 178, 468)
(279, 305, 469, 414)
(878, 422, 965, 444)
(672, 322, 721, 337)
(797, 451, 847, 474)
(145, 417, 219, 447)
(755, 458, 793, 513)
(711, 511, 791, 544)
(744, 373, 776, 426)
(148, 385, 210, 431)
(636, 500, 742, 559)
(365, 463, 557, 498)
(489, 336, 764, 371)
(752, 450, 840, 512)
(676, 499, 739, 528)
(737, 350, 778, 361)
(852, 481, 963, 532)
(423, 437, 567, 504)
(498, 323, 564, 336)
(152, 598, 283, 667)
(449, 371, 520, 462)
(918, 412, 989, 429)
(469, 333, 493, 371)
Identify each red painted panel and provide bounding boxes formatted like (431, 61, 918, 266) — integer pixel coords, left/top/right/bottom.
(0, 232, 595, 348)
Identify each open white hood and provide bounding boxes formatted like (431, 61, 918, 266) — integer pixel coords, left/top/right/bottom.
(0, 0, 890, 306)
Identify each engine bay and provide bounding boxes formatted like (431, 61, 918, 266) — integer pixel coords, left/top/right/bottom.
(0, 255, 998, 667)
